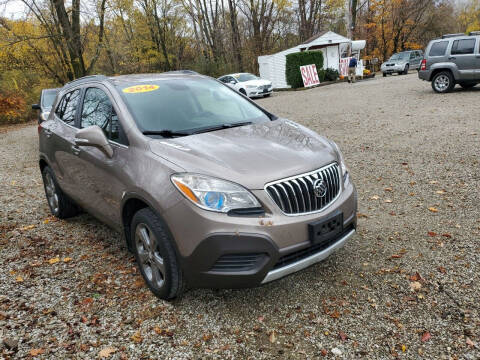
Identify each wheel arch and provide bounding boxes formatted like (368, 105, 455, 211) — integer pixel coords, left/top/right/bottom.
(121, 195, 151, 251)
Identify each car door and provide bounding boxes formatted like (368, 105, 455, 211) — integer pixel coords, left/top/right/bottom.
(476, 38, 480, 80)
(75, 86, 130, 227)
(46, 88, 83, 199)
(450, 38, 476, 80)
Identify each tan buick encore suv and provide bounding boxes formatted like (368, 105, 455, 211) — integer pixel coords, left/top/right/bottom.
(38, 71, 357, 299)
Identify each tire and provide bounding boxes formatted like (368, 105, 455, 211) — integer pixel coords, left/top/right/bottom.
(41, 166, 80, 219)
(460, 82, 477, 89)
(431, 71, 455, 93)
(382, 73, 387, 77)
(263, 93, 271, 97)
(239, 88, 247, 96)
(403, 64, 409, 75)
(131, 208, 184, 300)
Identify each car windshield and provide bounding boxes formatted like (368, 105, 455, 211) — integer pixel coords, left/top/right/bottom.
(118, 78, 270, 134)
(235, 73, 258, 82)
(389, 53, 408, 61)
(41, 90, 58, 109)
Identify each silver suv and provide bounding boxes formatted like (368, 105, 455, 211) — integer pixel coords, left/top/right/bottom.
(381, 50, 423, 76)
(419, 32, 480, 93)
(38, 72, 357, 300)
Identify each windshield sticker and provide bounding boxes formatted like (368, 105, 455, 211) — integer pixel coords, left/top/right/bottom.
(233, 74, 240, 78)
(122, 84, 159, 94)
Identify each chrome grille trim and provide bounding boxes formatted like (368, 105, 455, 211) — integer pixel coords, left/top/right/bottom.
(264, 163, 342, 216)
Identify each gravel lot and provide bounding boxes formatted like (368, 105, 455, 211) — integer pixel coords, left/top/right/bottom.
(1, 74, 479, 359)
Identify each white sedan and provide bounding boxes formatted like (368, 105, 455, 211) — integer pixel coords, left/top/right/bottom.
(218, 73, 273, 98)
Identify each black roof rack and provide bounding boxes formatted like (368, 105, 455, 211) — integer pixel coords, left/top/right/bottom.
(469, 31, 480, 36)
(64, 74, 108, 87)
(162, 70, 199, 75)
(441, 33, 467, 39)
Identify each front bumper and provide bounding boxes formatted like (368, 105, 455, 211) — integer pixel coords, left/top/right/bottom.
(163, 179, 357, 288)
(247, 88, 273, 97)
(382, 64, 405, 73)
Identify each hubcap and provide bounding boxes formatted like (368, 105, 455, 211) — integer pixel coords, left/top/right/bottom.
(135, 223, 165, 289)
(45, 173, 59, 214)
(435, 75, 449, 91)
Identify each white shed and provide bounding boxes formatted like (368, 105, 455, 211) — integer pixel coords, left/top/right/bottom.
(258, 31, 366, 89)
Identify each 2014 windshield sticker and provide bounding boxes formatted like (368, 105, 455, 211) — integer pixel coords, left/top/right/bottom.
(122, 84, 159, 93)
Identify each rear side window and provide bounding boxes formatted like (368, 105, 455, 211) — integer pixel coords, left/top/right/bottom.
(429, 41, 448, 57)
(81, 87, 127, 145)
(55, 89, 81, 125)
(451, 39, 475, 55)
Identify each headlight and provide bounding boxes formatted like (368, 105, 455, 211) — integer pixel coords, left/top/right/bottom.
(330, 141, 349, 183)
(171, 173, 261, 213)
(40, 111, 50, 121)
(245, 85, 257, 89)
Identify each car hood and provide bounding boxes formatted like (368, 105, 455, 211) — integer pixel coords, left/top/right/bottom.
(149, 119, 338, 190)
(383, 59, 407, 65)
(241, 79, 272, 87)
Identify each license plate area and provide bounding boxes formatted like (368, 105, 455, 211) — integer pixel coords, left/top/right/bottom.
(308, 211, 343, 245)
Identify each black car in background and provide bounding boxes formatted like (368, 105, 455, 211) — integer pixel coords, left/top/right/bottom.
(32, 88, 60, 123)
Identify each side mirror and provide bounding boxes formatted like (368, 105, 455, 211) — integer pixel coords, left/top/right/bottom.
(32, 104, 41, 110)
(75, 125, 113, 158)
(229, 80, 236, 85)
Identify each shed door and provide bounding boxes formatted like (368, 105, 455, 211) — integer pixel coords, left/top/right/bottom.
(326, 47, 339, 71)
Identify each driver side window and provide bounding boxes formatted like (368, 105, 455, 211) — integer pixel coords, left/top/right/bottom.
(81, 87, 128, 145)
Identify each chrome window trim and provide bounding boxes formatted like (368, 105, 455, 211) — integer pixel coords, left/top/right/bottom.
(264, 162, 342, 217)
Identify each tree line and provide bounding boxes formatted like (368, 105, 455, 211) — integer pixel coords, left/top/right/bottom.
(0, 0, 478, 123)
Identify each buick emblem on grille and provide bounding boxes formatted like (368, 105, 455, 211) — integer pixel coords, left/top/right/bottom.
(313, 179, 327, 198)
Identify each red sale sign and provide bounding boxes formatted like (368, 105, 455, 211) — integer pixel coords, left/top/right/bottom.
(300, 64, 320, 87)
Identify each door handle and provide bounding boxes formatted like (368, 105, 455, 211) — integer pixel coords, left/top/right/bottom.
(71, 145, 81, 156)
(448, 56, 456, 60)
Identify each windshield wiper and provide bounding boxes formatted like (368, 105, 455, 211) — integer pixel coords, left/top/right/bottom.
(189, 121, 252, 135)
(142, 130, 190, 138)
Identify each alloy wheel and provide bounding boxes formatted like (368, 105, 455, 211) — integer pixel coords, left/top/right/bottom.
(45, 172, 59, 214)
(434, 75, 449, 92)
(135, 223, 166, 290)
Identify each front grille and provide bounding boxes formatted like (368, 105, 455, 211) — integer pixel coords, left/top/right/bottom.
(273, 224, 354, 270)
(210, 253, 267, 272)
(265, 163, 341, 215)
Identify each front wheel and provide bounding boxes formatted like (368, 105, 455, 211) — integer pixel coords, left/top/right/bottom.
(431, 71, 454, 93)
(131, 208, 184, 300)
(382, 72, 387, 77)
(403, 64, 409, 75)
(239, 88, 247, 96)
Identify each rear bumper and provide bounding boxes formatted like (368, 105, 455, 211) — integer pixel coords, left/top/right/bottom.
(418, 70, 430, 81)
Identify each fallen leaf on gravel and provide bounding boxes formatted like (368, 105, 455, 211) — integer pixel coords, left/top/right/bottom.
(409, 272, 421, 281)
(81, 297, 93, 305)
(258, 316, 264, 322)
(20, 224, 36, 230)
(15, 275, 24, 282)
(391, 254, 403, 259)
(63, 257, 73, 263)
(466, 337, 475, 347)
(48, 257, 60, 264)
(269, 330, 276, 343)
(436, 190, 446, 194)
(321, 348, 328, 356)
(357, 212, 368, 218)
(370, 195, 380, 200)
(29, 348, 45, 356)
(442, 233, 452, 238)
(338, 331, 347, 341)
(410, 281, 422, 292)
(98, 346, 117, 358)
(384, 187, 393, 192)
(438, 266, 447, 274)
(421, 332, 431, 342)
(428, 207, 438, 213)
(429, 180, 438, 184)
(427, 231, 437, 237)
(401, 344, 406, 352)
(131, 331, 143, 343)
(384, 199, 392, 203)
(202, 333, 212, 342)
